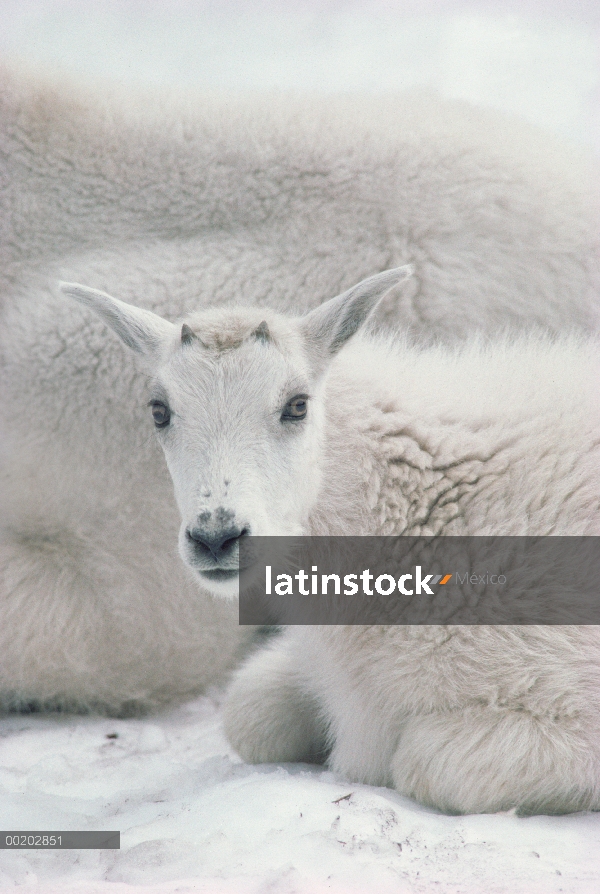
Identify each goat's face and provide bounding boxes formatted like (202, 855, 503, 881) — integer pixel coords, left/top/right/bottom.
(61, 266, 410, 596)
(149, 310, 325, 595)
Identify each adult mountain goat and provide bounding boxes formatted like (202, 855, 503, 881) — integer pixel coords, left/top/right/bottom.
(61, 267, 600, 814)
(1, 63, 599, 714)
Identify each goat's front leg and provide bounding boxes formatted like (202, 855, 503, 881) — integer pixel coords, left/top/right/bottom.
(223, 632, 329, 765)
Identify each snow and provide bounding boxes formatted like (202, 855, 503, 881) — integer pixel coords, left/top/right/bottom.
(1, 1, 600, 890)
(1, 693, 599, 893)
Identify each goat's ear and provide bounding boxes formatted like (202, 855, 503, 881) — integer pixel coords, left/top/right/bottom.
(301, 266, 412, 360)
(60, 282, 176, 363)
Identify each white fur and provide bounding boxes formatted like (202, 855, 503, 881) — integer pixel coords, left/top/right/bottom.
(222, 328, 600, 815)
(56, 266, 600, 813)
(1, 64, 599, 340)
(1, 61, 600, 715)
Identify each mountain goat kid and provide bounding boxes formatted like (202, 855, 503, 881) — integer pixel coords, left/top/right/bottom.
(3, 64, 600, 717)
(63, 267, 600, 814)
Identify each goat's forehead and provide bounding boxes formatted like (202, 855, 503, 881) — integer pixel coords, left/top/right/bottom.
(156, 310, 309, 399)
(175, 305, 303, 353)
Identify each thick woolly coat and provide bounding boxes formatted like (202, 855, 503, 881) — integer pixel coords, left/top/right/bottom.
(224, 332, 600, 815)
(1, 63, 599, 713)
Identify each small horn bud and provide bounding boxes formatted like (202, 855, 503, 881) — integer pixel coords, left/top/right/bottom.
(181, 323, 198, 346)
(253, 320, 270, 343)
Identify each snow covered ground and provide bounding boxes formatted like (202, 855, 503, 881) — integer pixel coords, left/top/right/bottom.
(2, 692, 600, 893)
(1, 1, 600, 891)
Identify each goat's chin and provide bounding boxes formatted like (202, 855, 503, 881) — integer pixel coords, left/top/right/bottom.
(195, 568, 240, 599)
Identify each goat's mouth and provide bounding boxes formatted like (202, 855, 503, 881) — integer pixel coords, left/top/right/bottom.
(193, 560, 264, 600)
(199, 558, 258, 578)
(193, 558, 263, 599)
(199, 568, 239, 582)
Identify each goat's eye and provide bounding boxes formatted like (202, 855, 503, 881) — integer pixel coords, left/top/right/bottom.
(150, 401, 171, 428)
(281, 395, 308, 422)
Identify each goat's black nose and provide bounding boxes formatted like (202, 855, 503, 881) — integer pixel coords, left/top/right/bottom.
(186, 526, 248, 562)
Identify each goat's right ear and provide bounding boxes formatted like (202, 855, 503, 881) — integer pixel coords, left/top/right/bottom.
(60, 282, 176, 363)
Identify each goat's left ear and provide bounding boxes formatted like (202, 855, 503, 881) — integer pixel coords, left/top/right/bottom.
(301, 265, 412, 359)
(60, 282, 177, 366)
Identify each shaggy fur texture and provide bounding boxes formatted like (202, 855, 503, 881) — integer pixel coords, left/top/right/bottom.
(1, 64, 599, 339)
(1, 62, 599, 714)
(54, 266, 600, 814)
(223, 331, 600, 815)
